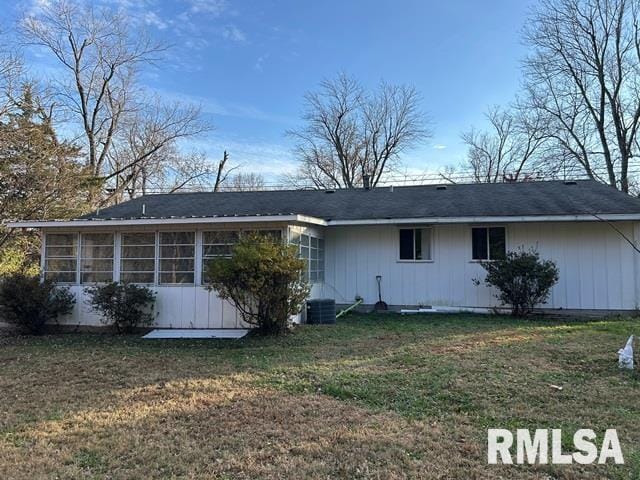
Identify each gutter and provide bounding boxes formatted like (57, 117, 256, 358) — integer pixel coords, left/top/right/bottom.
(6, 213, 640, 230)
(326, 213, 640, 226)
(5, 214, 328, 229)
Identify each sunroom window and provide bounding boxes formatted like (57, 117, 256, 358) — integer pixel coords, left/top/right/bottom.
(44, 233, 77, 283)
(471, 227, 506, 260)
(290, 231, 324, 283)
(201, 231, 239, 283)
(399, 228, 432, 261)
(159, 232, 195, 284)
(80, 233, 114, 284)
(121, 233, 156, 284)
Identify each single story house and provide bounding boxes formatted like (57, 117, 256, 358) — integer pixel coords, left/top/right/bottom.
(8, 179, 640, 328)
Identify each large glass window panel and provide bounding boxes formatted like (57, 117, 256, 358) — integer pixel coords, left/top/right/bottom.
(472, 227, 506, 261)
(489, 227, 506, 260)
(80, 233, 114, 284)
(399, 229, 414, 260)
(159, 232, 195, 284)
(44, 233, 78, 283)
(121, 233, 156, 284)
(472, 228, 489, 260)
(288, 230, 324, 283)
(201, 231, 239, 283)
(418, 228, 432, 260)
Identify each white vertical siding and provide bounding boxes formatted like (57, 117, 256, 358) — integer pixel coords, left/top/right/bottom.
(324, 222, 639, 310)
(61, 286, 249, 328)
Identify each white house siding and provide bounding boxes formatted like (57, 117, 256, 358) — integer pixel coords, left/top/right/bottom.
(322, 221, 640, 310)
(60, 286, 248, 328)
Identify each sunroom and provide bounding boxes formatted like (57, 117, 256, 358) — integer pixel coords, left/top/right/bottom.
(29, 216, 326, 329)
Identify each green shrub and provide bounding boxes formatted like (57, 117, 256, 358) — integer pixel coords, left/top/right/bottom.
(477, 248, 559, 316)
(85, 282, 156, 333)
(0, 273, 75, 334)
(204, 233, 310, 335)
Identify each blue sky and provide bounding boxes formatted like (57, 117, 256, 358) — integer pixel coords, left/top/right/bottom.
(11, 0, 535, 182)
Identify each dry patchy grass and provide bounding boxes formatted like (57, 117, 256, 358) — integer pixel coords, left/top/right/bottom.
(0, 314, 639, 479)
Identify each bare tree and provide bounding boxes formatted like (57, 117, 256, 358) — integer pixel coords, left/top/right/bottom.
(103, 97, 210, 201)
(223, 172, 266, 191)
(523, 0, 640, 192)
(288, 73, 430, 189)
(461, 105, 550, 183)
(20, 0, 212, 203)
(214, 151, 230, 192)
(0, 30, 23, 117)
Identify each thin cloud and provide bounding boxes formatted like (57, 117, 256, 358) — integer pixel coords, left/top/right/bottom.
(183, 136, 298, 181)
(143, 11, 167, 30)
(185, 0, 227, 16)
(151, 88, 294, 124)
(221, 24, 247, 43)
(433, 144, 447, 150)
(254, 54, 269, 71)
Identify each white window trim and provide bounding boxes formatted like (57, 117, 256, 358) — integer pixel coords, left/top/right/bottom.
(470, 225, 508, 262)
(397, 227, 434, 263)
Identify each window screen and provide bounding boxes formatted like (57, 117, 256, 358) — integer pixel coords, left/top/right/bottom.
(201, 231, 239, 283)
(289, 230, 324, 283)
(121, 233, 155, 284)
(44, 233, 77, 283)
(80, 233, 114, 284)
(159, 232, 195, 284)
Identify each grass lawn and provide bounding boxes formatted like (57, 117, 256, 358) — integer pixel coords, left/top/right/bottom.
(1, 313, 639, 479)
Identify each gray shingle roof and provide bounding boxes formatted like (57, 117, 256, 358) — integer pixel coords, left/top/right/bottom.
(82, 180, 640, 222)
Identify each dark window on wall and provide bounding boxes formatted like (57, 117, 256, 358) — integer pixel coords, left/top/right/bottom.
(399, 228, 432, 260)
(399, 229, 414, 260)
(472, 227, 506, 260)
(489, 227, 506, 260)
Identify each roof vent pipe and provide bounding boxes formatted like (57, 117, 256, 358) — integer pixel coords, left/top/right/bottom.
(142, 203, 146, 216)
(389, 185, 394, 192)
(363, 174, 370, 190)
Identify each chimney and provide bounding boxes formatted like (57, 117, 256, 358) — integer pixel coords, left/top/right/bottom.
(363, 174, 370, 190)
